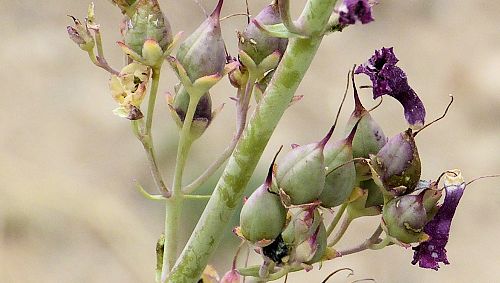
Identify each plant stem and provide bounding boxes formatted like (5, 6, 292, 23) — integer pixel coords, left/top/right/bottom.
(146, 68, 161, 135)
(182, 76, 254, 194)
(328, 214, 353, 247)
(337, 225, 383, 256)
(167, 1, 338, 281)
(161, 92, 201, 281)
(326, 203, 347, 237)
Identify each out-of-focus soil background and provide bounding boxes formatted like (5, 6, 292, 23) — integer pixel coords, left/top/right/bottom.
(1, 0, 499, 282)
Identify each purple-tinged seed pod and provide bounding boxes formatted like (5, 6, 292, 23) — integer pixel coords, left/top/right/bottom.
(292, 222, 327, 264)
(276, 126, 334, 205)
(319, 124, 358, 208)
(239, 151, 287, 247)
(382, 193, 429, 244)
(370, 128, 421, 196)
(176, 0, 226, 81)
(172, 88, 213, 124)
(124, 0, 173, 55)
(282, 208, 321, 246)
(238, 1, 288, 65)
(345, 73, 387, 181)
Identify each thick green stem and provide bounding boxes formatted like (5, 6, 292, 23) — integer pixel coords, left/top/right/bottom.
(161, 92, 201, 281)
(167, 1, 337, 281)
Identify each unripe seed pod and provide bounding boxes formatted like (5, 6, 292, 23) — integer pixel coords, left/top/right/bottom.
(282, 208, 321, 246)
(370, 129, 421, 195)
(176, 0, 226, 81)
(382, 193, 429, 244)
(240, 153, 287, 247)
(422, 188, 442, 220)
(238, 1, 288, 65)
(124, 0, 173, 55)
(172, 87, 213, 123)
(319, 124, 357, 208)
(306, 222, 327, 264)
(293, 222, 327, 264)
(345, 76, 387, 181)
(276, 126, 334, 205)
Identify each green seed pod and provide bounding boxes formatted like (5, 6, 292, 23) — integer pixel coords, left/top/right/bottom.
(306, 222, 327, 264)
(292, 222, 327, 264)
(382, 193, 429, 244)
(422, 188, 442, 221)
(361, 179, 384, 208)
(124, 0, 173, 55)
(176, 0, 226, 81)
(370, 129, 421, 196)
(345, 75, 387, 181)
(282, 208, 321, 246)
(276, 127, 334, 205)
(238, 1, 288, 65)
(319, 124, 357, 208)
(168, 86, 214, 139)
(240, 154, 287, 247)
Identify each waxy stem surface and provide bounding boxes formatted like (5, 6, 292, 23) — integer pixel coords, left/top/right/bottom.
(167, 0, 338, 281)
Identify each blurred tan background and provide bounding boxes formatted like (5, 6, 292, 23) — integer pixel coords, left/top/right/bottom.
(1, 0, 499, 282)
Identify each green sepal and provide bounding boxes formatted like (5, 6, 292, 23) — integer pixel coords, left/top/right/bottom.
(253, 21, 307, 39)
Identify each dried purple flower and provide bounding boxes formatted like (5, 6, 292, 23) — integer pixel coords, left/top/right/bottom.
(339, 0, 374, 25)
(355, 47, 426, 128)
(412, 170, 466, 270)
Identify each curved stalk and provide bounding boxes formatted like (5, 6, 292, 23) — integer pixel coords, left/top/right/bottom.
(326, 203, 347, 237)
(167, 0, 338, 281)
(182, 75, 255, 194)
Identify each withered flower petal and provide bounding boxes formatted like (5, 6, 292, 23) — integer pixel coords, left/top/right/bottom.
(355, 47, 426, 128)
(412, 171, 466, 270)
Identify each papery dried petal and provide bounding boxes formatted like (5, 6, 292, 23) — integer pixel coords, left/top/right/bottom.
(412, 170, 466, 270)
(339, 0, 374, 25)
(356, 47, 426, 128)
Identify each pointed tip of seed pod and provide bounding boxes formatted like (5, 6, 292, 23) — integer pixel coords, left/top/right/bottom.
(319, 124, 335, 148)
(345, 119, 360, 145)
(265, 145, 283, 187)
(351, 67, 366, 114)
(210, 0, 224, 19)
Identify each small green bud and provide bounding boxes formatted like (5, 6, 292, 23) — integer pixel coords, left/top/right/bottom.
(124, 0, 173, 56)
(67, 16, 95, 52)
(319, 125, 357, 208)
(176, 0, 226, 81)
(370, 129, 421, 196)
(240, 155, 287, 247)
(238, 1, 288, 65)
(382, 193, 429, 244)
(276, 125, 334, 205)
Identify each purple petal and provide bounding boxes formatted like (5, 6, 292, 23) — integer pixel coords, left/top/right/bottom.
(339, 0, 374, 25)
(355, 47, 426, 127)
(411, 173, 466, 270)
